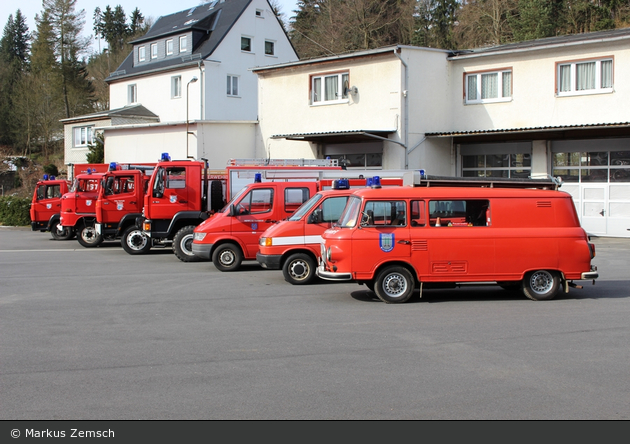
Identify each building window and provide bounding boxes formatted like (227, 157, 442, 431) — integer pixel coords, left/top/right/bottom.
(180, 35, 188, 52)
(552, 150, 630, 182)
(128, 84, 137, 104)
(265, 40, 275, 56)
(227, 75, 239, 96)
(241, 36, 251, 52)
(73, 126, 95, 147)
(462, 153, 531, 178)
(557, 57, 613, 96)
(256, 9, 263, 17)
(166, 39, 173, 55)
(138, 46, 146, 62)
(171, 76, 182, 99)
(311, 72, 349, 105)
(151, 43, 158, 59)
(327, 153, 382, 168)
(465, 69, 512, 104)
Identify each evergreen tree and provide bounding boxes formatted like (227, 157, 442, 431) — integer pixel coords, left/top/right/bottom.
(0, 10, 30, 147)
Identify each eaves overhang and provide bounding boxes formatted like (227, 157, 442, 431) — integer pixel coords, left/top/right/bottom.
(427, 122, 630, 138)
(271, 129, 397, 144)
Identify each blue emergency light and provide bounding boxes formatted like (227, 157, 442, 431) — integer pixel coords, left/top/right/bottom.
(87, 168, 92, 174)
(43, 174, 49, 180)
(332, 179, 349, 190)
(366, 177, 373, 187)
(50, 175, 56, 180)
(371, 176, 382, 188)
(418, 169, 427, 179)
(254, 173, 262, 183)
(161, 153, 171, 162)
(109, 162, 117, 171)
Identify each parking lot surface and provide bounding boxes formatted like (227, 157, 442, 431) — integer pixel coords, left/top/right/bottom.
(1, 227, 629, 420)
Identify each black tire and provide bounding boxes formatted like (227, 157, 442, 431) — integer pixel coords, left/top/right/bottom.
(210, 180, 224, 212)
(173, 225, 200, 262)
(121, 225, 151, 255)
(76, 221, 103, 248)
(522, 270, 561, 301)
(365, 281, 375, 292)
(374, 266, 415, 304)
(282, 253, 317, 285)
(51, 224, 74, 240)
(212, 243, 243, 271)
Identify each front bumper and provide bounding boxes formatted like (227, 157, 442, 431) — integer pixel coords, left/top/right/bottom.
(192, 242, 213, 260)
(316, 261, 353, 281)
(256, 252, 282, 270)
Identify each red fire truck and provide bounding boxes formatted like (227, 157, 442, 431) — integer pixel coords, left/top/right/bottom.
(129, 155, 399, 262)
(59, 169, 105, 247)
(256, 177, 403, 284)
(316, 171, 598, 303)
(30, 175, 72, 239)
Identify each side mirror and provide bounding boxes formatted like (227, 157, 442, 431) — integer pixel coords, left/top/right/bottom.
(308, 208, 323, 224)
(228, 204, 237, 217)
(360, 212, 370, 227)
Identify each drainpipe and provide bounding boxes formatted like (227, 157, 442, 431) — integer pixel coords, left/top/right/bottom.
(393, 47, 409, 169)
(198, 61, 204, 119)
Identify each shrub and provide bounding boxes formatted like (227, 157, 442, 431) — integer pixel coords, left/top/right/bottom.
(0, 196, 31, 226)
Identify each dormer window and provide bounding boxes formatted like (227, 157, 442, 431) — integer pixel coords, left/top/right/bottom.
(166, 39, 173, 55)
(180, 35, 188, 52)
(151, 43, 158, 59)
(138, 46, 146, 62)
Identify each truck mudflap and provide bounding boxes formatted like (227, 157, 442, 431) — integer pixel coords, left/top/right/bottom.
(316, 261, 353, 281)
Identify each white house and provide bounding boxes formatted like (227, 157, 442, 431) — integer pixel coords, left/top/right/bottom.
(62, 0, 298, 171)
(253, 29, 630, 237)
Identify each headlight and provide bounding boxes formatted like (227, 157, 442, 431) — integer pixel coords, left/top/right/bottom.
(193, 232, 206, 241)
(259, 237, 273, 246)
(326, 247, 332, 261)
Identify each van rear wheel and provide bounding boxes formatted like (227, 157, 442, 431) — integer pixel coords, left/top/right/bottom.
(212, 243, 243, 272)
(173, 226, 200, 262)
(283, 253, 317, 285)
(522, 270, 560, 301)
(374, 266, 415, 304)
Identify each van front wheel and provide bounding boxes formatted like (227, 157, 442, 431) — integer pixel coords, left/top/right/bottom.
(212, 243, 243, 272)
(374, 266, 414, 304)
(522, 270, 560, 301)
(283, 253, 317, 285)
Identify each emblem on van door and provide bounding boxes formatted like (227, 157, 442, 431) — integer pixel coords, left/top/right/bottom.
(379, 233, 394, 253)
(251, 222, 258, 230)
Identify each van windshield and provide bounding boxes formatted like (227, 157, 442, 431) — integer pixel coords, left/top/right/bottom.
(338, 196, 362, 228)
(288, 193, 323, 221)
(220, 186, 249, 213)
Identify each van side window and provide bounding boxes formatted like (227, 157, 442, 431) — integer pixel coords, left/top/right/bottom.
(285, 187, 310, 213)
(429, 200, 490, 226)
(410, 200, 426, 227)
(363, 201, 406, 226)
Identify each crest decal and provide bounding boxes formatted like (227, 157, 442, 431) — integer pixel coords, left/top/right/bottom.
(251, 222, 258, 230)
(117, 202, 124, 211)
(379, 233, 395, 253)
(46, 204, 52, 209)
(86, 200, 92, 206)
(170, 195, 177, 203)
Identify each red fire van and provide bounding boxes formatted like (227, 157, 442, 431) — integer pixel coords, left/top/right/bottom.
(317, 173, 598, 303)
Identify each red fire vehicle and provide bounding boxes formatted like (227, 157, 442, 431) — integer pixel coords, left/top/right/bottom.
(91, 165, 154, 249)
(130, 155, 396, 262)
(59, 169, 105, 247)
(256, 177, 403, 284)
(317, 171, 598, 303)
(29, 175, 72, 239)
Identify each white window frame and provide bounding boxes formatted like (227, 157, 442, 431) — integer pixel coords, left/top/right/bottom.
(256, 9, 264, 18)
(465, 69, 512, 104)
(241, 36, 252, 52)
(311, 72, 349, 105)
(138, 46, 146, 62)
(179, 35, 188, 53)
(128, 84, 137, 104)
(166, 39, 173, 55)
(227, 75, 239, 97)
(556, 57, 614, 97)
(171, 76, 182, 99)
(265, 40, 275, 56)
(73, 126, 95, 148)
(151, 43, 158, 59)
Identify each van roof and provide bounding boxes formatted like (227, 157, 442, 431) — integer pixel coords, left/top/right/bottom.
(352, 186, 569, 199)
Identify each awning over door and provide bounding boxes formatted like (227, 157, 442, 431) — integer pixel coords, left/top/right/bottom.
(270, 129, 396, 144)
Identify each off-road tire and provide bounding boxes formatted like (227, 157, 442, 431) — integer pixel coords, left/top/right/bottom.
(173, 226, 200, 262)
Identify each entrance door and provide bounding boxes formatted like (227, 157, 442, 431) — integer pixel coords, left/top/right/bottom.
(581, 184, 607, 235)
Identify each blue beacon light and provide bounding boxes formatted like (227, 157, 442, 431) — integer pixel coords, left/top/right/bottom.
(43, 174, 49, 180)
(254, 173, 262, 183)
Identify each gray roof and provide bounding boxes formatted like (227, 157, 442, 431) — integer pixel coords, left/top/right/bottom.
(449, 27, 630, 59)
(106, 0, 264, 82)
(60, 104, 159, 123)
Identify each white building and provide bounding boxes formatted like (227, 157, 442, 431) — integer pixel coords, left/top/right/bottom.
(62, 0, 298, 170)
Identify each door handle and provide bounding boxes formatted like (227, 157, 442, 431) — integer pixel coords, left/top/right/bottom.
(599, 209, 605, 217)
(397, 240, 411, 245)
(180, 200, 187, 203)
(130, 201, 136, 205)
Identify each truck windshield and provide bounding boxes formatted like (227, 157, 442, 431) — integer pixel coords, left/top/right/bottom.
(338, 196, 362, 228)
(288, 193, 323, 221)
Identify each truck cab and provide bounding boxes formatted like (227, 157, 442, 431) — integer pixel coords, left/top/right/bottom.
(96, 167, 152, 250)
(192, 180, 318, 271)
(30, 175, 71, 239)
(59, 170, 104, 247)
